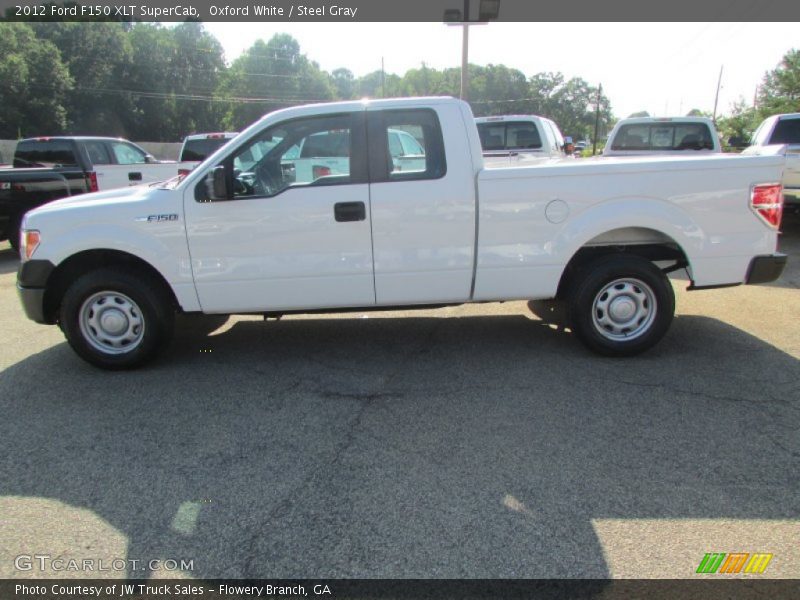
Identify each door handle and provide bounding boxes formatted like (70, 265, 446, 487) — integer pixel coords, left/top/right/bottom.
(334, 201, 366, 222)
(128, 172, 143, 182)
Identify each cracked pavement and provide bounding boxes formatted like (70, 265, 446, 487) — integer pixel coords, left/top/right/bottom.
(0, 214, 798, 580)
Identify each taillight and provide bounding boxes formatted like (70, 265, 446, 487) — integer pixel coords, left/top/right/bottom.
(88, 171, 99, 192)
(312, 165, 332, 180)
(178, 168, 190, 177)
(21, 230, 40, 260)
(750, 183, 783, 229)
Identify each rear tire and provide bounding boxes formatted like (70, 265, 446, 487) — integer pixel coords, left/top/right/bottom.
(568, 255, 674, 356)
(60, 268, 174, 369)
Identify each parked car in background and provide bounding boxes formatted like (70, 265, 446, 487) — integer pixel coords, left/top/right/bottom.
(603, 117, 722, 156)
(1, 136, 176, 250)
(746, 113, 800, 209)
(178, 132, 238, 176)
(476, 115, 568, 166)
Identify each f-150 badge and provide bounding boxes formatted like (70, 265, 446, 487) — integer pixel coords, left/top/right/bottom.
(136, 214, 179, 222)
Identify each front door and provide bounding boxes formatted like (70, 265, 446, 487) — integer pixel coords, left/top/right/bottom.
(183, 111, 375, 313)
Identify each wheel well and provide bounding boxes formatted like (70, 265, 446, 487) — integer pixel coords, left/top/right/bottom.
(42, 249, 179, 324)
(556, 229, 689, 299)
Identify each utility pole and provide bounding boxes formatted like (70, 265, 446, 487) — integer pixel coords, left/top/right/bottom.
(381, 57, 386, 98)
(461, 0, 470, 101)
(592, 83, 602, 156)
(712, 65, 723, 124)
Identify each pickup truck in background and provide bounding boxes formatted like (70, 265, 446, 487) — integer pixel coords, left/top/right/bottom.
(476, 115, 569, 166)
(1, 136, 177, 249)
(746, 113, 800, 209)
(17, 97, 788, 369)
(603, 117, 722, 156)
(178, 132, 238, 177)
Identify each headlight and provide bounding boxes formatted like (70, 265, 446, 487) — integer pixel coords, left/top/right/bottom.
(20, 229, 40, 261)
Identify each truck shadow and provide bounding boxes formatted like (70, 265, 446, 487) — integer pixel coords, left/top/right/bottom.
(1, 314, 797, 579)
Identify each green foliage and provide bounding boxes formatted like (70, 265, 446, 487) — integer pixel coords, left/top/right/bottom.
(0, 22, 72, 138)
(223, 34, 334, 129)
(758, 48, 800, 115)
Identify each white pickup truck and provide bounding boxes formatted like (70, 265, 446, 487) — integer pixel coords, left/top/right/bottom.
(746, 113, 800, 209)
(17, 97, 788, 369)
(603, 117, 722, 156)
(476, 114, 568, 166)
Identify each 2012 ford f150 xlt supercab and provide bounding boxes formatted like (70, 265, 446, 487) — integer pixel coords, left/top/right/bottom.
(16, 97, 789, 369)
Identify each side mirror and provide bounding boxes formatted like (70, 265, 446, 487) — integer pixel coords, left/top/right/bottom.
(144, 154, 157, 164)
(206, 166, 230, 200)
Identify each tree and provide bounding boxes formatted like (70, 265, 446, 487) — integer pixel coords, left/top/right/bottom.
(223, 34, 334, 129)
(716, 99, 760, 148)
(758, 48, 800, 115)
(330, 68, 356, 100)
(0, 22, 72, 138)
(31, 22, 132, 134)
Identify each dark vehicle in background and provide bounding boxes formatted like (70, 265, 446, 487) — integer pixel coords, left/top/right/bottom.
(1, 137, 175, 250)
(747, 113, 800, 209)
(177, 132, 238, 176)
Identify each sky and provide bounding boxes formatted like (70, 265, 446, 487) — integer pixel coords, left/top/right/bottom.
(203, 22, 797, 119)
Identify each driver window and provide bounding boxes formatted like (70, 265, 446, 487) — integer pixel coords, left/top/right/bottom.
(230, 114, 353, 199)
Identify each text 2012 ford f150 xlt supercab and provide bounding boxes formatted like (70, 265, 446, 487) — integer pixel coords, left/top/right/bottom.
(16, 97, 788, 369)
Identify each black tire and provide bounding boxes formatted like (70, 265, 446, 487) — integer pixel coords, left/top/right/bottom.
(60, 268, 175, 369)
(567, 255, 674, 356)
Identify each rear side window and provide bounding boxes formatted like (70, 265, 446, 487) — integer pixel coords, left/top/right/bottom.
(769, 118, 800, 145)
(14, 141, 78, 168)
(477, 121, 543, 150)
(181, 138, 232, 162)
(611, 123, 714, 151)
(374, 109, 445, 182)
(84, 140, 112, 165)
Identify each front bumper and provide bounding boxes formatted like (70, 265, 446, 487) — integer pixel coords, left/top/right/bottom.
(17, 285, 47, 323)
(745, 253, 787, 285)
(17, 259, 54, 324)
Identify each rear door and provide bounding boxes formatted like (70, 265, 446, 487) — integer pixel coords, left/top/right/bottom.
(366, 106, 476, 304)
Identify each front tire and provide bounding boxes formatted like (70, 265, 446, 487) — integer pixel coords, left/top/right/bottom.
(568, 255, 675, 356)
(60, 268, 174, 369)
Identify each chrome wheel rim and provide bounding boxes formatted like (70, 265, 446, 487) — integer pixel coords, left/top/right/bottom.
(79, 291, 145, 354)
(591, 278, 656, 341)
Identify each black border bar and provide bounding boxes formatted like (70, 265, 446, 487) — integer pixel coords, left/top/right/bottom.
(2, 0, 800, 22)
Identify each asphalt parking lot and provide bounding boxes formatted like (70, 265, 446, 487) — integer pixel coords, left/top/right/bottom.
(1, 215, 798, 581)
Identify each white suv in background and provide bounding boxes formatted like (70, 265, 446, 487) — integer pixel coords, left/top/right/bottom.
(603, 117, 722, 156)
